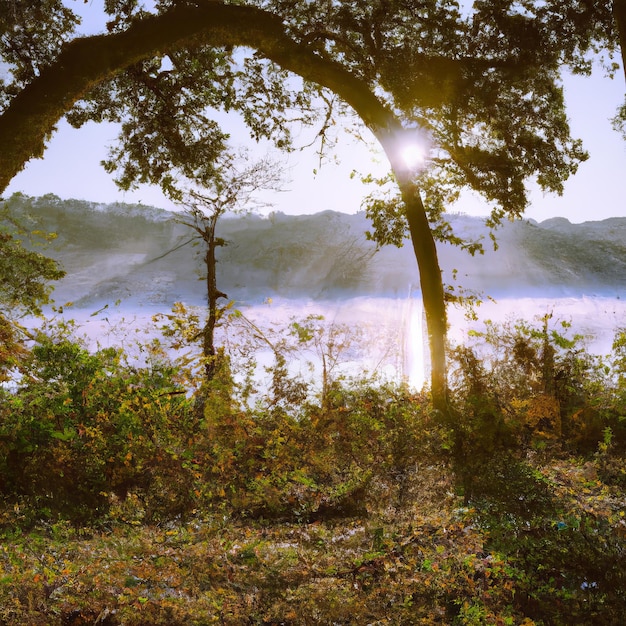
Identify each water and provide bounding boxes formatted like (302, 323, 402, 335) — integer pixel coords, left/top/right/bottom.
(447, 295, 626, 357)
(49, 296, 426, 389)
(35, 295, 626, 392)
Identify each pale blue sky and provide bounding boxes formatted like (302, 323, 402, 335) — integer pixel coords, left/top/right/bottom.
(4, 1, 625, 223)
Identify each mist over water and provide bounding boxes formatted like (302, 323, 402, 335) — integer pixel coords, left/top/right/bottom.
(447, 295, 626, 357)
(49, 294, 625, 393)
(53, 295, 427, 389)
(11, 197, 625, 389)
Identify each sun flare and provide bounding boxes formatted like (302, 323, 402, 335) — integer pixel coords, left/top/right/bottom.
(400, 144, 426, 169)
(405, 298, 426, 389)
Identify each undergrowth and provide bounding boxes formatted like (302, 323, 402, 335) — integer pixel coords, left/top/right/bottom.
(0, 312, 624, 624)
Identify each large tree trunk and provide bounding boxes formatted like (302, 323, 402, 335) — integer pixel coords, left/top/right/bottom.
(400, 183, 448, 412)
(0, 1, 449, 409)
(376, 138, 449, 413)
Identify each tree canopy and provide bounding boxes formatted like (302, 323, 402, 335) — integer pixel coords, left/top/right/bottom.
(0, 0, 622, 408)
(2, 1, 620, 212)
(0, 194, 65, 315)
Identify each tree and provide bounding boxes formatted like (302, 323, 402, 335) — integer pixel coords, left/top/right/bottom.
(170, 151, 283, 383)
(0, 1, 622, 411)
(0, 195, 65, 316)
(0, 193, 65, 378)
(614, 0, 626, 80)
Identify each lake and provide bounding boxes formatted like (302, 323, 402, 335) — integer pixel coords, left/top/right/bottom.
(43, 295, 626, 391)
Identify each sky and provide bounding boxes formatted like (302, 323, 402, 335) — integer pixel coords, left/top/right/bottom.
(4, 1, 626, 224)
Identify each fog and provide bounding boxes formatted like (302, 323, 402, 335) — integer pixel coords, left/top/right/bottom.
(51, 294, 625, 392)
(448, 295, 625, 355)
(48, 296, 427, 390)
(9, 196, 624, 390)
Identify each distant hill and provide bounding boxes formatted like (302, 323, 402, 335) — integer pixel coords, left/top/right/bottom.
(3, 193, 625, 307)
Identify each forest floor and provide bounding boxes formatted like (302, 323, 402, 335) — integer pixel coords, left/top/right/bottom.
(1, 454, 625, 625)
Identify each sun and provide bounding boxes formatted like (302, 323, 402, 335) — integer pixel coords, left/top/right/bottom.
(400, 144, 426, 169)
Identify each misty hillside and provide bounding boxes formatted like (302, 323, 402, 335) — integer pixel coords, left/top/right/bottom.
(4, 193, 625, 307)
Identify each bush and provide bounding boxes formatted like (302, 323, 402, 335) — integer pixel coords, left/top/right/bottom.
(196, 371, 435, 520)
(449, 316, 623, 463)
(0, 326, 197, 525)
(469, 459, 626, 625)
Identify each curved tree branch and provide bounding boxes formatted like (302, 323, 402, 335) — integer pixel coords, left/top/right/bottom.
(0, 1, 448, 407)
(0, 3, 394, 191)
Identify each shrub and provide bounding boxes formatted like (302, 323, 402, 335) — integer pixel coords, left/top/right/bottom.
(195, 371, 435, 520)
(0, 325, 197, 525)
(469, 459, 626, 625)
(449, 315, 620, 462)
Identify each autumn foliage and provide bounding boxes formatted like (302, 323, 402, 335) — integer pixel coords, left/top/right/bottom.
(0, 312, 625, 624)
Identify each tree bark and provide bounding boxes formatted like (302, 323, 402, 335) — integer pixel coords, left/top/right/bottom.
(0, 1, 449, 408)
(400, 182, 448, 411)
(613, 0, 626, 84)
(204, 244, 218, 381)
(375, 141, 449, 412)
(203, 215, 225, 382)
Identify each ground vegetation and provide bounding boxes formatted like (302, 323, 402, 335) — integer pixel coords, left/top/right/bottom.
(0, 309, 625, 624)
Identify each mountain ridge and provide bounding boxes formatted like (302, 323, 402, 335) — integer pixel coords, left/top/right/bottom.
(3, 194, 625, 308)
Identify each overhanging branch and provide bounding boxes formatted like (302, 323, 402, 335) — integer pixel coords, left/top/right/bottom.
(0, 0, 448, 406)
(0, 2, 404, 193)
